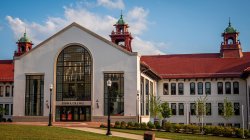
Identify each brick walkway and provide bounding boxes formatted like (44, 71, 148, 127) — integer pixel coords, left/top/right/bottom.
(9, 122, 170, 140)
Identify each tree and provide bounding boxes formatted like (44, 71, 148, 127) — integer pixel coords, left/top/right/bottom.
(161, 102, 172, 119)
(222, 97, 234, 121)
(150, 93, 162, 121)
(195, 96, 207, 133)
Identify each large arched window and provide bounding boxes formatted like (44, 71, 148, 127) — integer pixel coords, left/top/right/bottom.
(56, 45, 92, 101)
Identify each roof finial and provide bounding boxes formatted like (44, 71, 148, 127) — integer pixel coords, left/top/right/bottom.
(120, 10, 123, 19)
(24, 26, 27, 37)
(228, 17, 231, 27)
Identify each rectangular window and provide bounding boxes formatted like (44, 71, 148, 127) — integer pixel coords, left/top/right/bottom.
(5, 86, 10, 97)
(178, 83, 184, 95)
(25, 75, 44, 116)
(233, 82, 239, 94)
(11, 104, 13, 115)
(140, 77, 144, 116)
(190, 103, 196, 115)
(218, 123, 224, 126)
(171, 83, 176, 95)
(205, 82, 211, 95)
(206, 103, 212, 116)
(0, 86, 3, 97)
(234, 123, 240, 128)
(190, 82, 195, 95)
(150, 82, 153, 95)
(145, 79, 149, 95)
(171, 103, 176, 115)
(104, 73, 124, 116)
(225, 82, 231, 94)
(0, 104, 3, 109)
(198, 82, 203, 95)
(218, 103, 224, 116)
(11, 86, 14, 97)
(217, 82, 223, 94)
(5, 104, 9, 115)
(178, 103, 184, 115)
(146, 96, 149, 115)
(163, 83, 169, 95)
(234, 103, 240, 115)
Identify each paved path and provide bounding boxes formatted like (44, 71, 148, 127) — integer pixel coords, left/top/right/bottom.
(65, 127, 169, 140)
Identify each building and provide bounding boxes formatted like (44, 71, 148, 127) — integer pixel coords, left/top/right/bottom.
(0, 14, 249, 128)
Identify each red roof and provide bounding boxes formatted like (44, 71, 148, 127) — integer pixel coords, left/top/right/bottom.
(141, 52, 250, 79)
(0, 60, 14, 82)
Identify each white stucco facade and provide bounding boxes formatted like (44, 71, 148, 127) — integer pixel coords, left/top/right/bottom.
(13, 23, 140, 122)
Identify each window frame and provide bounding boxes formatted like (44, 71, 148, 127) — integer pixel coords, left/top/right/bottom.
(171, 83, 176, 95)
(233, 82, 239, 94)
(225, 82, 231, 94)
(198, 82, 203, 95)
(217, 82, 223, 94)
(163, 83, 169, 95)
(178, 83, 184, 95)
(178, 103, 184, 115)
(234, 102, 240, 116)
(190, 82, 195, 95)
(205, 82, 211, 95)
(171, 103, 177, 115)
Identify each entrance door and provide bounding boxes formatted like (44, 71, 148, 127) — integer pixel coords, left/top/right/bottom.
(56, 106, 91, 121)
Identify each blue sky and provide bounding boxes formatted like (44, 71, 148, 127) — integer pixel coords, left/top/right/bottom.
(0, 0, 250, 59)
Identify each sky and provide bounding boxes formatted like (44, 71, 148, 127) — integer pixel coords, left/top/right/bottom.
(0, 0, 250, 59)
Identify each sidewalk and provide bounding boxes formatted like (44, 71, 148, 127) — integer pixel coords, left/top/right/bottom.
(65, 127, 169, 140)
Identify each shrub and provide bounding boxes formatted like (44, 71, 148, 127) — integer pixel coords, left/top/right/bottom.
(234, 128, 246, 138)
(127, 122, 134, 129)
(120, 121, 127, 129)
(134, 122, 140, 129)
(222, 127, 233, 137)
(154, 121, 161, 129)
(7, 118, 12, 122)
(204, 125, 213, 135)
(100, 124, 106, 128)
(114, 121, 120, 129)
(186, 125, 199, 134)
(140, 122, 148, 130)
(173, 124, 181, 133)
(212, 126, 224, 136)
(163, 122, 172, 132)
(2, 118, 6, 122)
(147, 121, 155, 129)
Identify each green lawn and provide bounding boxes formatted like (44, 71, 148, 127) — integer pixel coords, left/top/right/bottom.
(110, 128, 241, 140)
(0, 124, 129, 140)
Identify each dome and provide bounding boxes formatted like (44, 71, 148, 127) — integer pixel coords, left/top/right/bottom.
(224, 20, 237, 33)
(117, 14, 125, 25)
(18, 33, 32, 43)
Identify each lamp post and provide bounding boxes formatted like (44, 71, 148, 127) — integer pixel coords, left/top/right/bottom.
(48, 84, 53, 126)
(106, 79, 112, 136)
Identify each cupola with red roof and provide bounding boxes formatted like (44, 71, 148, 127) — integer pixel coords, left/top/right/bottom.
(14, 30, 33, 57)
(110, 12, 133, 52)
(220, 18, 243, 58)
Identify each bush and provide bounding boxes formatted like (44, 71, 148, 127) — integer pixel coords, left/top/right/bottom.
(114, 121, 120, 129)
(204, 125, 213, 135)
(100, 124, 106, 128)
(2, 118, 6, 122)
(173, 124, 182, 133)
(7, 118, 12, 122)
(186, 125, 200, 134)
(163, 122, 172, 132)
(212, 126, 224, 136)
(154, 121, 161, 129)
(222, 127, 233, 137)
(134, 122, 140, 129)
(140, 122, 148, 130)
(127, 122, 134, 129)
(120, 121, 126, 129)
(147, 121, 155, 129)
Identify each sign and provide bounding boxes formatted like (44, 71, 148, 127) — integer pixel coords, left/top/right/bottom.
(56, 101, 91, 106)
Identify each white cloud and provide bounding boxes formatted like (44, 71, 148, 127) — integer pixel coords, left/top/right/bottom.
(97, 0, 124, 9)
(6, 2, 166, 55)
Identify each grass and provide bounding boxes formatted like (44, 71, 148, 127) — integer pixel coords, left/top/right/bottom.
(0, 124, 129, 140)
(109, 128, 241, 140)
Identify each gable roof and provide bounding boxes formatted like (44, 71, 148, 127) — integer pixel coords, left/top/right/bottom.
(15, 22, 137, 60)
(0, 60, 14, 82)
(141, 52, 250, 79)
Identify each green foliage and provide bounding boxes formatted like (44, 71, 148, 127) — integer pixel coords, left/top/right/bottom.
(213, 126, 224, 136)
(140, 122, 148, 130)
(223, 98, 234, 120)
(114, 121, 120, 129)
(134, 122, 140, 129)
(147, 121, 155, 129)
(120, 121, 126, 129)
(160, 102, 172, 119)
(100, 124, 106, 128)
(127, 122, 134, 129)
(195, 96, 207, 120)
(222, 127, 233, 137)
(163, 122, 172, 132)
(154, 121, 161, 129)
(204, 126, 213, 134)
(150, 93, 162, 119)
